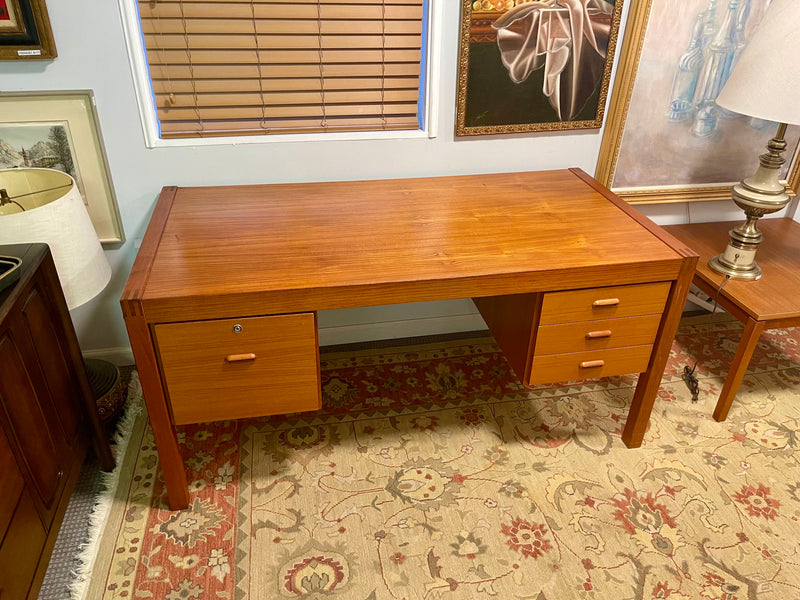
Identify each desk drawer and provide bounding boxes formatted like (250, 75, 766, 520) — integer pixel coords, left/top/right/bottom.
(529, 345, 653, 385)
(540, 282, 670, 325)
(534, 314, 661, 355)
(155, 313, 321, 425)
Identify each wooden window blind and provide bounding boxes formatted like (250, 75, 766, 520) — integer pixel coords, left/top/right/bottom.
(137, 0, 425, 139)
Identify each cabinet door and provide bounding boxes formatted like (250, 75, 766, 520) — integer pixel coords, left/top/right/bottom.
(0, 330, 66, 522)
(19, 283, 82, 448)
(0, 427, 46, 600)
(0, 423, 25, 548)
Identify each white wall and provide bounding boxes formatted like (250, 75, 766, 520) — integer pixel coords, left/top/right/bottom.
(0, 0, 770, 360)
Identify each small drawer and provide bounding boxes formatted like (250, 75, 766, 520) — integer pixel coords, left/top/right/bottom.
(528, 345, 653, 385)
(155, 313, 321, 425)
(534, 314, 662, 355)
(540, 282, 671, 325)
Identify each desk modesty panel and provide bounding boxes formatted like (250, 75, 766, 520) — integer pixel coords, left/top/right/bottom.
(122, 168, 698, 510)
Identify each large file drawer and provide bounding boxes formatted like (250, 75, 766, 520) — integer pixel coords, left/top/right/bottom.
(155, 313, 321, 425)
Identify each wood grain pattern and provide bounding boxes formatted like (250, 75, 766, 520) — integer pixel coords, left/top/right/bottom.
(622, 253, 698, 448)
(140, 171, 684, 320)
(0, 243, 111, 598)
(540, 282, 671, 325)
(121, 186, 178, 319)
(122, 169, 699, 508)
(665, 219, 800, 422)
(0, 490, 47, 600)
(529, 345, 653, 385)
(473, 292, 542, 383)
(664, 219, 800, 321)
(713, 318, 767, 422)
(123, 308, 190, 510)
(534, 314, 662, 355)
(155, 313, 321, 425)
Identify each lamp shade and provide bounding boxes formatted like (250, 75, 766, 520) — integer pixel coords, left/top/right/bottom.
(715, 0, 800, 125)
(0, 168, 111, 309)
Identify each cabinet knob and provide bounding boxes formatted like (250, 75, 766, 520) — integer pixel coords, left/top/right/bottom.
(580, 360, 605, 368)
(226, 353, 256, 362)
(232, 324, 243, 333)
(586, 330, 612, 339)
(592, 298, 620, 307)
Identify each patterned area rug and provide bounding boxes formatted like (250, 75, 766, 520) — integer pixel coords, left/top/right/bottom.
(77, 316, 800, 600)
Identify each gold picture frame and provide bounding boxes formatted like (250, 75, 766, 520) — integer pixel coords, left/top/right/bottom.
(455, 0, 624, 137)
(0, 91, 125, 244)
(595, 0, 800, 205)
(0, 0, 56, 60)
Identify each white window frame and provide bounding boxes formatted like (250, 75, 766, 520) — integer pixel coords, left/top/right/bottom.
(116, 0, 441, 148)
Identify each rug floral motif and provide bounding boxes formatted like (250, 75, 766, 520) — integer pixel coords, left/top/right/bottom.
(85, 317, 800, 600)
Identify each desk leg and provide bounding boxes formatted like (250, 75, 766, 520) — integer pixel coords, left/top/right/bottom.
(622, 258, 696, 448)
(713, 318, 765, 422)
(122, 308, 190, 510)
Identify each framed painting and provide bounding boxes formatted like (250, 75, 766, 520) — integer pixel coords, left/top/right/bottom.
(0, 91, 125, 244)
(595, 0, 800, 204)
(0, 0, 56, 59)
(455, 0, 625, 136)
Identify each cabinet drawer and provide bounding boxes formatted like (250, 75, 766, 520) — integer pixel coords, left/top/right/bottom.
(155, 313, 321, 425)
(534, 314, 661, 355)
(529, 345, 653, 385)
(540, 282, 671, 325)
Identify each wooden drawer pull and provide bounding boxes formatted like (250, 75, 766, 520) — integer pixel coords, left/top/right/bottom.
(225, 353, 256, 362)
(580, 360, 605, 368)
(592, 298, 620, 307)
(586, 330, 612, 339)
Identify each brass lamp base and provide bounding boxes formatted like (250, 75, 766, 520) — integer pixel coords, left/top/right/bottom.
(708, 253, 761, 280)
(708, 225, 763, 280)
(708, 123, 792, 282)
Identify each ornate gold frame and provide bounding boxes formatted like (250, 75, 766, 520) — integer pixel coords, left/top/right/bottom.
(455, 0, 624, 137)
(595, 0, 800, 205)
(0, 0, 56, 60)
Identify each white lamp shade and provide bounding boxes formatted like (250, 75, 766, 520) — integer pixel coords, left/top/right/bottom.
(715, 0, 800, 125)
(0, 168, 112, 310)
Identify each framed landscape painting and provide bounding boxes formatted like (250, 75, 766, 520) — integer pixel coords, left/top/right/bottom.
(0, 91, 124, 243)
(0, 0, 56, 59)
(456, 0, 624, 136)
(595, 0, 800, 204)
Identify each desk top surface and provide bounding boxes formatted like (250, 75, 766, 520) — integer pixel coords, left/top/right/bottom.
(125, 169, 694, 320)
(665, 218, 800, 322)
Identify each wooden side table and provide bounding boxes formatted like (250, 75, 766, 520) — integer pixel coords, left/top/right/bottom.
(664, 218, 800, 421)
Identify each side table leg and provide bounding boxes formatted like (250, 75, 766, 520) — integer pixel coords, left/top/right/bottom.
(713, 318, 766, 422)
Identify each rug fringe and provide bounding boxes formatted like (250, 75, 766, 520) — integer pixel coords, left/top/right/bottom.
(68, 372, 144, 600)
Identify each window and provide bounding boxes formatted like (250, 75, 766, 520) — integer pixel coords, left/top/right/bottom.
(120, 0, 434, 144)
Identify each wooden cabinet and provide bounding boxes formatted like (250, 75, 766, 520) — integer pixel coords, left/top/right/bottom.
(0, 243, 112, 600)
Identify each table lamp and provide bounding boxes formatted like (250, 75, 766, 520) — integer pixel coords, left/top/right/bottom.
(707, 0, 800, 280)
(0, 167, 122, 419)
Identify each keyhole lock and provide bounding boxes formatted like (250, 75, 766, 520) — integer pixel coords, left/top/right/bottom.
(232, 324, 243, 333)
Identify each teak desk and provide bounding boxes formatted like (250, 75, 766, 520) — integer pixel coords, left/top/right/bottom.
(122, 169, 697, 510)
